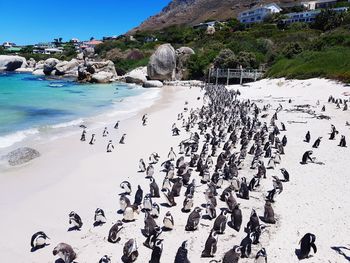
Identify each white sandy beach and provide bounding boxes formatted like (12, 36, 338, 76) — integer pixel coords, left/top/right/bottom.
(0, 78, 349, 263)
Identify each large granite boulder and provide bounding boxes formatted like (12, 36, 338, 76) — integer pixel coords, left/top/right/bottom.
(125, 66, 147, 85)
(27, 58, 36, 68)
(5, 147, 40, 166)
(55, 59, 80, 76)
(78, 60, 117, 83)
(0, 55, 27, 71)
(43, 58, 60, 75)
(143, 80, 163, 88)
(176, 47, 195, 80)
(91, 72, 115, 83)
(83, 47, 95, 59)
(147, 44, 176, 81)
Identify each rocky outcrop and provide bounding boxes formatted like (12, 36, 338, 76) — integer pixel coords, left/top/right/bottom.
(78, 60, 117, 83)
(143, 80, 164, 88)
(125, 67, 148, 85)
(55, 59, 80, 76)
(91, 71, 115, 83)
(176, 47, 195, 80)
(5, 147, 40, 166)
(147, 44, 176, 81)
(43, 58, 60, 75)
(27, 58, 36, 68)
(0, 55, 27, 71)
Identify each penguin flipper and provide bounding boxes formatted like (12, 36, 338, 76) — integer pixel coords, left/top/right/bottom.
(311, 243, 317, 254)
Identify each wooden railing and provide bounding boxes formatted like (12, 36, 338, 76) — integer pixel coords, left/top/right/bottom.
(208, 68, 265, 85)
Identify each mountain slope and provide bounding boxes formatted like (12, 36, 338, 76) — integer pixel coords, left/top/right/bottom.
(130, 0, 300, 33)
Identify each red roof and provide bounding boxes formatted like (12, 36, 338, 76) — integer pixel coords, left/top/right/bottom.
(85, 40, 103, 45)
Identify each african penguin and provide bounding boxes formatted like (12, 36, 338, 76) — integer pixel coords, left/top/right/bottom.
(108, 220, 123, 243)
(122, 239, 139, 263)
(68, 211, 83, 231)
(201, 230, 218, 258)
(299, 233, 317, 259)
(174, 241, 191, 263)
(30, 231, 50, 251)
(52, 243, 76, 263)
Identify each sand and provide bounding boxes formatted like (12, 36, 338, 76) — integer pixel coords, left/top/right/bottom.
(0, 78, 349, 263)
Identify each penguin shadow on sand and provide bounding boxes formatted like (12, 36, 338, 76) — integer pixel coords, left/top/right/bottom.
(55, 259, 78, 263)
(331, 246, 350, 261)
(67, 226, 81, 232)
(93, 221, 105, 227)
(30, 243, 50, 252)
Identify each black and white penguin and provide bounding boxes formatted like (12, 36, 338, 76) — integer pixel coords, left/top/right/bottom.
(185, 207, 202, 231)
(150, 202, 160, 218)
(240, 232, 255, 258)
(149, 239, 163, 263)
(263, 201, 276, 224)
(163, 211, 174, 230)
(304, 131, 311, 143)
(119, 195, 131, 212)
(119, 134, 126, 144)
(123, 205, 140, 222)
(143, 194, 153, 211)
(99, 255, 111, 263)
(246, 209, 260, 233)
(162, 177, 172, 192)
(94, 208, 106, 226)
(102, 127, 109, 137)
(225, 192, 238, 213)
(139, 159, 146, 172)
(312, 137, 322, 148)
(106, 140, 114, 153)
(168, 147, 177, 161)
(144, 211, 159, 238)
(231, 204, 242, 232)
(163, 188, 177, 207)
(30, 231, 50, 251)
(255, 248, 268, 263)
(114, 121, 120, 129)
(89, 134, 96, 145)
(266, 157, 276, 169)
(171, 178, 183, 197)
(68, 211, 83, 230)
(120, 181, 132, 195)
(222, 245, 241, 263)
(134, 185, 143, 205)
(146, 164, 155, 178)
(149, 152, 160, 164)
(174, 241, 190, 263)
(122, 239, 139, 263)
(301, 150, 314, 164)
(248, 176, 260, 191)
(339, 135, 347, 147)
(52, 243, 76, 263)
(144, 226, 162, 249)
(80, 129, 86, 141)
(201, 230, 218, 258)
(149, 177, 160, 198)
(280, 168, 290, 182)
(108, 220, 123, 243)
(299, 233, 317, 259)
(238, 177, 249, 200)
(182, 194, 194, 212)
(213, 210, 228, 234)
(206, 201, 217, 220)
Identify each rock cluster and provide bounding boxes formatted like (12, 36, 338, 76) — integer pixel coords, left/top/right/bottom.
(4, 147, 40, 166)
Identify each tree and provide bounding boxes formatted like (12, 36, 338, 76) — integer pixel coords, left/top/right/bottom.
(283, 42, 303, 58)
(213, 49, 236, 68)
(312, 9, 343, 31)
(236, 51, 258, 68)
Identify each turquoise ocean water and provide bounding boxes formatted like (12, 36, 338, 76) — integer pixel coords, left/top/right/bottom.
(0, 72, 157, 148)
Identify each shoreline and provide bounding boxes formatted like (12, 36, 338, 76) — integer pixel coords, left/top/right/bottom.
(0, 73, 161, 156)
(0, 78, 349, 262)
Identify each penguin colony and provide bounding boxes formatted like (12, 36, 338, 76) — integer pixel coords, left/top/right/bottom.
(30, 85, 350, 262)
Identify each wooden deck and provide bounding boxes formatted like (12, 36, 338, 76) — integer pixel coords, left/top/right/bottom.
(208, 68, 265, 85)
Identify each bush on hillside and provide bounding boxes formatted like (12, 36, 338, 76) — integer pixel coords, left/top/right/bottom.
(213, 49, 236, 68)
(312, 9, 344, 31)
(236, 51, 258, 68)
(283, 42, 303, 58)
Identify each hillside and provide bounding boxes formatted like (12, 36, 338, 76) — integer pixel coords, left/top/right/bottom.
(129, 0, 301, 33)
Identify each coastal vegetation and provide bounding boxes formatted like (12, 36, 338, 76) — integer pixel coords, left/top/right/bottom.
(91, 7, 350, 82)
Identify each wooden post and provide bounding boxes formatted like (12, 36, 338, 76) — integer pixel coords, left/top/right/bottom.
(208, 68, 211, 84)
(240, 69, 243, 85)
(226, 69, 230, 86)
(215, 68, 219, 86)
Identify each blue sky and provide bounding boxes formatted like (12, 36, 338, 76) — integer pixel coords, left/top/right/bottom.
(0, 0, 171, 45)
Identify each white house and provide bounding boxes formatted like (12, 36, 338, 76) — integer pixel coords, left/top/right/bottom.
(301, 0, 346, 10)
(2, 42, 16, 49)
(239, 3, 282, 24)
(282, 6, 348, 24)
